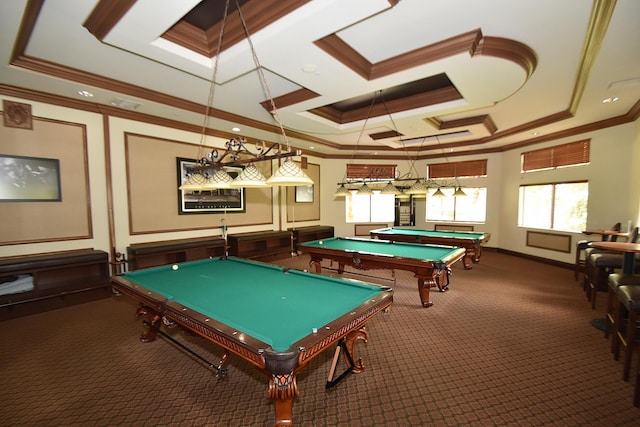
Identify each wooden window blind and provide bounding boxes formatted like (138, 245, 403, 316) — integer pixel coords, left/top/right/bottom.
(346, 164, 397, 180)
(522, 140, 590, 172)
(427, 159, 487, 178)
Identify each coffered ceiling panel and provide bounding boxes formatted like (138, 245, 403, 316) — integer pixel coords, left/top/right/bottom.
(1, 0, 639, 160)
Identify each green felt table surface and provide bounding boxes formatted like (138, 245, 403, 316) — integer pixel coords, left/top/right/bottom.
(120, 257, 385, 351)
(300, 237, 461, 259)
(371, 227, 488, 240)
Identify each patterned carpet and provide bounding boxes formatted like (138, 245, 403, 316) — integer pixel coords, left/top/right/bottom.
(1, 250, 639, 426)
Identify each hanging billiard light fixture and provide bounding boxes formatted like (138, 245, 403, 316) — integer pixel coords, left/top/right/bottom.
(178, 0, 312, 191)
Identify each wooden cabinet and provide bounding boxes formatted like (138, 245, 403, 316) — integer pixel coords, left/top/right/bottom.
(289, 226, 335, 253)
(227, 231, 293, 261)
(127, 237, 227, 271)
(0, 249, 110, 321)
(395, 197, 415, 226)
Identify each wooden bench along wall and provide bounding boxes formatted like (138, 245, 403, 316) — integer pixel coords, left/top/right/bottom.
(289, 226, 334, 253)
(354, 223, 389, 236)
(127, 237, 227, 271)
(434, 224, 475, 232)
(227, 230, 293, 261)
(0, 249, 110, 321)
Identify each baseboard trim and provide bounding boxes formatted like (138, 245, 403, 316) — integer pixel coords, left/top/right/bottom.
(496, 247, 573, 271)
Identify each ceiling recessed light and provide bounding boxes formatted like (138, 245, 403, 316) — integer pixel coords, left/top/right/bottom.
(109, 98, 141, 110)
(302, 64, 317, 73)
(232, 127, 240, 132)
(602, 97, 619, 104)
(78, 90, 93, 97)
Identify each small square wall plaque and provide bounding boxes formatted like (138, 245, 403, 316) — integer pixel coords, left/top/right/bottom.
(3, 100, 33, 129)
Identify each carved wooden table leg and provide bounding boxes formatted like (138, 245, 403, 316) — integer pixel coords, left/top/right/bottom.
(417, 277, 434, 307)
(268, 373, 298, 426)
(308, 258, 322, 274)
(342, 326, 369, 373)
(265, 349, 300, 427)
(462, 254, 473, 269)
(135, 305, 161, 342)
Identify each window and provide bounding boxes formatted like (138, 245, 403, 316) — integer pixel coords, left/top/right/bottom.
(343, 163, 397, 223)
(518, 182, 588, 232)
(522, 140, 590, 172)
(426, 187, 487, 222)
(345, 190, 395, 223)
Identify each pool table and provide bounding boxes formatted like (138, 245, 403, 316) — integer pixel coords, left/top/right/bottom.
(369, 227, 491, 269)
(110, 257, 393, 426)
(300, 237, 466, 308)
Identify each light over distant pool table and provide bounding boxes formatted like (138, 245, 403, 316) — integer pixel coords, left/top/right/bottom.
(111, 257, 393, 426)
(370, 227, 491, 269)
(300, 237, 465, 308)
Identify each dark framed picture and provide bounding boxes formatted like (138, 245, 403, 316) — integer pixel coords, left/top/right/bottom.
(295, 184, 314, 203)
(177, 157, 245, 214)
(0, 154, 61, 201)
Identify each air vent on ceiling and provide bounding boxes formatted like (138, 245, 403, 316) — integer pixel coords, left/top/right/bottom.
(109, 98, 142, 110)
(400, 130, 472, 146)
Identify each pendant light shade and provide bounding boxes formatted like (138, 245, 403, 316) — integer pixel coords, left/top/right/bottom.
(334, 184, 349, 197)
(432, 188, 446, 197)
(454, 186, 467, 197)
(231, 163, 268, 187)
(179, 172, 208, 191)
(266, 158, 313, 186)
(202, 168, 233, 189)
(380, 181, 401, 194)
(357, 183, 373, 194)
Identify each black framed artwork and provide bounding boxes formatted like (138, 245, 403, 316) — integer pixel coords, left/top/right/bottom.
(176, 157, 245, 214)
(0, 154, 61, 201)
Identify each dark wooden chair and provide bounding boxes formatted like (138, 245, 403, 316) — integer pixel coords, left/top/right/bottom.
(605, 274, 640, 347)
(575, 222, 621, 280)
(612, 282, 640, 383)
(584, 227, 639, 309)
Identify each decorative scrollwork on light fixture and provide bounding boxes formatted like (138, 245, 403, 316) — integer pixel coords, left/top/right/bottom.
(179, 137, 310, 190)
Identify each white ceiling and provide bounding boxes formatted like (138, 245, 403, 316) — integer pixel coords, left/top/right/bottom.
(1, 0, 639, 160)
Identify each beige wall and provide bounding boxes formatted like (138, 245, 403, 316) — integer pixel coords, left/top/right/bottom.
(498, 123, 637, 264)
(1, 95, 639, 266)
(630, 119, 640, 227)
(0, 97, 109, 257)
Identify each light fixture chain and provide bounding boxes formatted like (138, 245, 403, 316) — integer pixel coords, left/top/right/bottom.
(197, 0, 231, 161)
(180, 0, 313, 190)
(380, 92, 423, 180)
(234, 0, 290, 149)
(342, 92, 378, 184)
